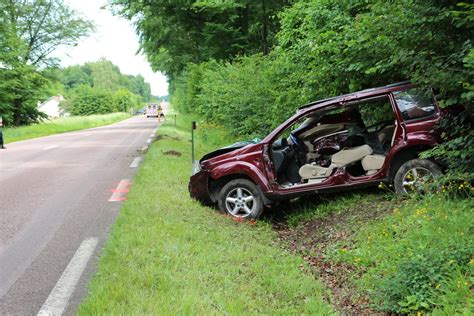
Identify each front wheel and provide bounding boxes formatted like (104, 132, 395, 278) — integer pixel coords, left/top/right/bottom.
(218, 179, 264, 219)
(394, 159, 442, 195)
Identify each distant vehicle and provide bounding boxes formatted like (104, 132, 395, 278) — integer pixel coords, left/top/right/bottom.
(189, 82, 447, 219)
(135, 109, 145, 115)
(146, 103, 161, 118)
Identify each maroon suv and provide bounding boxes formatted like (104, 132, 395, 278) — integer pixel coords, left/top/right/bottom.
(189, 82, 444, 218)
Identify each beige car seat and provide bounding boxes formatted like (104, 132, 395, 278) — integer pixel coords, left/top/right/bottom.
(361, 155, 386, 175)
(299, 144, 373, 180)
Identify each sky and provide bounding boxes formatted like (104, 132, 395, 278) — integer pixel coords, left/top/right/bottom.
(52, 0, 169, 96)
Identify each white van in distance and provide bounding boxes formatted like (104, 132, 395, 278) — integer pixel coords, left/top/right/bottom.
(146, 103, 160, 118)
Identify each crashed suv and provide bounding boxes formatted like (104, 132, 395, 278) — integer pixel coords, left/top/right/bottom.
(189, 82, 444, 219)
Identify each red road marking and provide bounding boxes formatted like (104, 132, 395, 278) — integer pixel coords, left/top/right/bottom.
(108, 179, 131, 202)
(108, 189, 130, 193)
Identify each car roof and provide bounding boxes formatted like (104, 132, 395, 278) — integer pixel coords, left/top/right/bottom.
(298, 81, 415, 112)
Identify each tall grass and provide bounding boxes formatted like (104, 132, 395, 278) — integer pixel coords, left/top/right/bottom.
(3, 113, 131, 143)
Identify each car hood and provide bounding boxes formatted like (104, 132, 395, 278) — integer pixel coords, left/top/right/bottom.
(200, 138, 261, 162)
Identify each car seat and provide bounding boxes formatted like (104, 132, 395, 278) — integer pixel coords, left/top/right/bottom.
(361, 154, 386, 175)
(299, 144, 373, 181)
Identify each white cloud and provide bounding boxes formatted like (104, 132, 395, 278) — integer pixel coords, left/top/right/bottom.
(52, 0, 169, 96)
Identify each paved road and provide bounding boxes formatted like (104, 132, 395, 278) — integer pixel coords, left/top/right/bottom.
(0, 115, 159, 315)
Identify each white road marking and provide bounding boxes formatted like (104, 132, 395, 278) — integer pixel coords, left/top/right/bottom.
(37, 238, 98, 316)
(43, 145, 59, 151)
(146, 138, 152, 144)
(130, 157, 141, 168)
(108, 179, 130, 202)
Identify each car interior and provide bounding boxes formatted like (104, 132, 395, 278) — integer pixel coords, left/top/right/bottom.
(271, 96, 397, 187)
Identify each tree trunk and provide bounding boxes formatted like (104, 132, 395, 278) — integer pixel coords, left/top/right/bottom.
(261, 0, 268, 55)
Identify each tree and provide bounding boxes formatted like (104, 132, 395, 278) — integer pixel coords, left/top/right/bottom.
(2, 0, 94, 67)
(112, 0, 289, 79)
(87, 58, 122, 92)
(0, 0, 94, 125)
(62, 65, 93, 89)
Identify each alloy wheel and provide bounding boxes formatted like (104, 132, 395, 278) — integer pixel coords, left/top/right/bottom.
(402, 167, 436, 194)
(225, 187, 256, 218)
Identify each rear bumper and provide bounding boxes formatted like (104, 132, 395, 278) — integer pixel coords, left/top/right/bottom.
(188, 169, 211, 203)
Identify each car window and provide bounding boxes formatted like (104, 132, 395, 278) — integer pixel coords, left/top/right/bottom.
(357, 96, 394, 127)
(393, 88, 436, 121)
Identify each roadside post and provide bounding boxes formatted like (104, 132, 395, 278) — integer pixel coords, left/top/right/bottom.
(191, 121, 199, 173)
(174, 114, 177, 126)
(0, 116, 5, 149)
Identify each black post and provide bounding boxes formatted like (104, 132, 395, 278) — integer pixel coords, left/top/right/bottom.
(191, 121, 196, 163)
(0, 116, 5, 149)
(174, 114, 177, 126)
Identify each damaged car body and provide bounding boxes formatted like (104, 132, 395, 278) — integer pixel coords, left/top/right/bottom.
(189, 82, 444, 218)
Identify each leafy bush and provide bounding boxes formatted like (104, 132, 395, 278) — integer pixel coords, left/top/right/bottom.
(330, 196, 473, 314)
(171, 0, 473, 141)
(67, 85, 118, 115)
(421, 109, 474, 179)
(114, 88, 141, 112)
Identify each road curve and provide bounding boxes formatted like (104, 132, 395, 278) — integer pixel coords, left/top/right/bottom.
(0, 115, 159, 315)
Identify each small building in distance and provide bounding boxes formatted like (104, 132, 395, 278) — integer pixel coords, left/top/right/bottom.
(38, 95, 69, 118)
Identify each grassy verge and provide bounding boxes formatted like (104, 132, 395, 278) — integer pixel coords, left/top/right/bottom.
(275, 187, 473, 314)
(3, 113, 131, 143)
(329, 195, 473, 314)
(77, 114, 334, 314)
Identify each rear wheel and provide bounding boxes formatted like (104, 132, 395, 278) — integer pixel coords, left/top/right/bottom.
(218, 179, 264, 219)
(394, 159, 442, 195)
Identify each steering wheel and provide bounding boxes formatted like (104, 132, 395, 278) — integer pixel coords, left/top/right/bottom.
(290, 133, 307, 152)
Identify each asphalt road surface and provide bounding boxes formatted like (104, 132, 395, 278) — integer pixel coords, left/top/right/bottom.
(0, 115, 160, 315)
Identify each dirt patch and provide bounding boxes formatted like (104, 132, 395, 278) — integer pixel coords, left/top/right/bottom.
(272, 193, 404, 315)
(156, 134, 181, 141)
(163, 150, 182, 157)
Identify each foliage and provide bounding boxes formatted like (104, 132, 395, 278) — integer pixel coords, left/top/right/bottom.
(0, 0, 93, 125)
(2, 0, 94, 67)
(168, 0, 473, 140)
(66, 85, 117, 116)
(113, 0, 290, 79)
(421, 109, 474, 178)
(60, 59, 152, 102)
(330, 196, 473, 314)
(172, 54, 310, 137)
(51, 58, 152, 116)
(114, 88, 141, 113)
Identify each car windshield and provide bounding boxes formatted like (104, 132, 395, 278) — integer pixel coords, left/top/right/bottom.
(393, 88, 436, 121)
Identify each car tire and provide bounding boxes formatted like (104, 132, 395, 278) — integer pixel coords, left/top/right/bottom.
(218, 179, 264, 219)
(394, 159, 442, 195)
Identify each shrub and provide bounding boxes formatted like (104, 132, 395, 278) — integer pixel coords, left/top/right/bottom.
(421, 109, 474, 179)
(67, 85, 118, 115)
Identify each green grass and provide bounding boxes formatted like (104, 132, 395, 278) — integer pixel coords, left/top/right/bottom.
(77, 114, 335, 315)
(282, 189, 396, 227)
(328, 196, 473, 314)
(3, 113, 131, 143)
